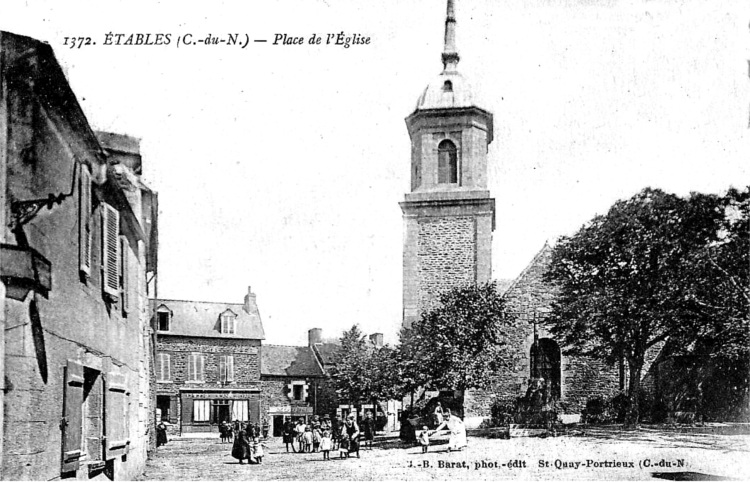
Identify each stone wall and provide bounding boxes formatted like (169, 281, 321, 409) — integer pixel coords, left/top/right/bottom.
(417, 216, 476, 313)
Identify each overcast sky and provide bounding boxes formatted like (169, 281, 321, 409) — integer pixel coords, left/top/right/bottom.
(4, 0, 749, 346)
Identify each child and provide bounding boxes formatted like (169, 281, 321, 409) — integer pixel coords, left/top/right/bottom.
(339, 433, 350, 459)
(303, 425, 314, 453)
(252, 437, 267, 463)
(312, 424, 322, 452)
(418, 426, 432, 453)
(320, 429, 332, 460)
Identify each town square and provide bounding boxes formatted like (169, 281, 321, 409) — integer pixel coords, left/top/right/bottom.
(0, 0, 748, 480)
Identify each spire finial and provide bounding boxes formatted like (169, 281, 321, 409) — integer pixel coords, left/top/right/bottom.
(442, 0, 460, 71)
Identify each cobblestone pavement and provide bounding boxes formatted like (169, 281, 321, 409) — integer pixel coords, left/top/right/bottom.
(138, 429, 750, 480)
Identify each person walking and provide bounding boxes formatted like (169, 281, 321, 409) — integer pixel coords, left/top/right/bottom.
(231, 423, 254, 464)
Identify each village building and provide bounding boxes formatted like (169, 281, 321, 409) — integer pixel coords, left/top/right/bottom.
(260, 342, 326, 436)
(1, 31, 158, 480)
(153, 288, 264, 436)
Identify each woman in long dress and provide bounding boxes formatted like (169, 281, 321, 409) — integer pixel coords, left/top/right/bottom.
(433, 410, 467, 451)
(231, 424, 256, 464)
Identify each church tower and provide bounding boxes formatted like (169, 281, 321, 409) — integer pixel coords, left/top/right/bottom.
(401, 0, 495, 328)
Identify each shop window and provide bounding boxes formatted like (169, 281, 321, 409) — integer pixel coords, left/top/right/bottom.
(193, 400, 210, 422)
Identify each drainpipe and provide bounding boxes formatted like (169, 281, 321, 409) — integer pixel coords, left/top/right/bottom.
(0, 31, 9, 473)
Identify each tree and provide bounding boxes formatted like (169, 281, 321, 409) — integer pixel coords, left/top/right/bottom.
(544, 187, 749, 426)
(401, 281, 516, 395)
(330, 325, 369, 406)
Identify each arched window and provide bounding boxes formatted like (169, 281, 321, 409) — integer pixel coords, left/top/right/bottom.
(437, 139, 458, 184)
(442, 80, 453, 92)
(530, 338, 561, 399)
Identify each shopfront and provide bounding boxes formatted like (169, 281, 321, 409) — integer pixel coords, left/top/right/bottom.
(180, 389, 261, 433)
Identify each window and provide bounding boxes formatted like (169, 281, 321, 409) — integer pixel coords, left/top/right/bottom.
(437, 139, 458, 184)
(219, 355, 234, 383)
(157, 353, 171, 382)
(220, 312, 236, 335)
(78, 164, 92, 278)
(187, 353, 205, 382)
(193, 400, 210, 422)
(232, 400, 249, 422)
(293, 385, 303, 401)
(101, 203, 120, 299)
(157, 312, 170, 332)
(442, 80, 453, 92)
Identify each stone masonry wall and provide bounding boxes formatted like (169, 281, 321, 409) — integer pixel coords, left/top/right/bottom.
(417, 216, 475, 314)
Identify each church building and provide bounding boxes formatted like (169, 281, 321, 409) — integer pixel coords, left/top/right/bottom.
(400, 1, 627, 427)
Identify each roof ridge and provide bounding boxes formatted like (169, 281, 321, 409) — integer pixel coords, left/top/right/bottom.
(153, 298, 245, 306)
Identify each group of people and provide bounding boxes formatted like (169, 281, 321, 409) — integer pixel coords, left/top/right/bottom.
(418, 406, 467, 453)
(230, 421, 268, 464)
(281, 412, 376, 459)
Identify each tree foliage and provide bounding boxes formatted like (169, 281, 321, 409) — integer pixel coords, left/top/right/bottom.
(544, 187, 749, 425)
(400, 281, 516, 392)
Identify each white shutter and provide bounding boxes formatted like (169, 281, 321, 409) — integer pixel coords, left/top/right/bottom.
(165, 354, 171, 381)
(158, 354, 171, 381)
(219, 356, 227, 383)
(101, 204, 120, 297)
(227, 355, 234, 382)
(199, 355, 205, 381)
(79, 165, 92, 276)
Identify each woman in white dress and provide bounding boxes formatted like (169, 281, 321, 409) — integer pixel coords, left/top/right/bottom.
(433, 410, 467, 451)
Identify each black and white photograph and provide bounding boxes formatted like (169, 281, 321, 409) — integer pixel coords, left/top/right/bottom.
(0, 0, 748, 480)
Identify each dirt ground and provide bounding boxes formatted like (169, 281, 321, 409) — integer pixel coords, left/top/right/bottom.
(138, 428, 750, 480)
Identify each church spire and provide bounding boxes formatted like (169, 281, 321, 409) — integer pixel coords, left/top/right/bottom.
(442, 0, 460, 72)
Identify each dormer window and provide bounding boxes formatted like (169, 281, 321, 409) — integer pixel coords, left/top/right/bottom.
(442, 80, 453, 92)
(156, 305, 172, 332)
(220, 311, 236, 335)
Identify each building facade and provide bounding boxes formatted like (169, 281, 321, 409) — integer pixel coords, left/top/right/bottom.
(154, 288, 264, 435)
(260, 342, 327, 436)
(1, 31, 158, 480)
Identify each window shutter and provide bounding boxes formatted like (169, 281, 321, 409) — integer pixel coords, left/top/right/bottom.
(187, 354, 195, 381)
(61, 360, 84, 473)
(101, 204, 120, 298)
(227, 355, 234, 382)
(120, 237, 129, 314)
(249, 400, 260, 425)
(78, 165, 92, 276)
(219, 356, 227, 383)
(199, 355, 205, 381)
(104, 372, 129, 459)
(165, 354, 171, 381)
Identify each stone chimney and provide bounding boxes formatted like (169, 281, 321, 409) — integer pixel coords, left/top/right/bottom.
(369, 333, 384, 348)
(308, 328, 322, 346)
(243, 286, 256, 314)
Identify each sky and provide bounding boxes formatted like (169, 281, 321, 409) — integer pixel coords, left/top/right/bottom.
(3, 0, 749, 346)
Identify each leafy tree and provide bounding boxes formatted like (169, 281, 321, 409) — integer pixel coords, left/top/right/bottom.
(544, 187, 749, 426)
(402, 281, 516, 394)
(330, 325, 369, 405)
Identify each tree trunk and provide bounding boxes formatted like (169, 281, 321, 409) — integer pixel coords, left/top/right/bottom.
(625, 361, 643, 428)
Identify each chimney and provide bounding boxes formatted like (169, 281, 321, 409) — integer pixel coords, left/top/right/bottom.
(369, 333, 384, 348)
(308, 328, 322, 346)
(243, 286, 256, 314)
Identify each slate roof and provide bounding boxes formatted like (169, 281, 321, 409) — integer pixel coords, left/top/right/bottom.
(261, 345, 324, 377)
(311, 342, 341, 367)
(154, 298, 265, 340)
